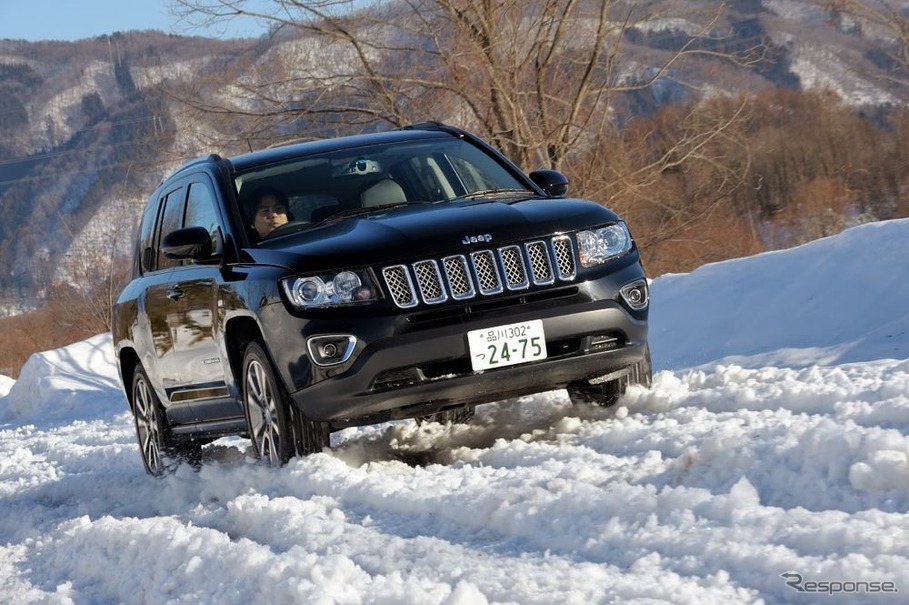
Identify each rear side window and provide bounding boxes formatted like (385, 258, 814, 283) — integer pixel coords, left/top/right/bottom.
(137, 196, 161, 275)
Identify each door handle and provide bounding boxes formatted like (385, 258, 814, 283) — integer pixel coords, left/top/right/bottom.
(166, 286, 185, 301)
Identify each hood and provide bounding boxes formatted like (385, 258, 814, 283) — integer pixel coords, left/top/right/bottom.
(245, 198, 620, 273)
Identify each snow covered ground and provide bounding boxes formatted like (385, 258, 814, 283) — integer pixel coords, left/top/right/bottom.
(1, 219, 907, 604)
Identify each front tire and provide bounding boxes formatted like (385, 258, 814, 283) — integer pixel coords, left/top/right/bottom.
(242, 341, 328, 465)
(568, 344, 652, 407)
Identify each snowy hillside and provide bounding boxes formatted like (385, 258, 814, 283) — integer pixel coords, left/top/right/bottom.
(0, 219, 907, 604)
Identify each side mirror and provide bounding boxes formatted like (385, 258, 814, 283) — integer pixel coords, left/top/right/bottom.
(162, 226, 215, 261)
(529, 169, 569, 197)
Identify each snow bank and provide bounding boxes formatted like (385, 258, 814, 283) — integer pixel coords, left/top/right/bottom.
(650, 218, 909, 370)
(0, 332, 122, 424)
(0, 375, 13, 398)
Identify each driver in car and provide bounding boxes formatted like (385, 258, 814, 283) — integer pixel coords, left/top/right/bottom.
(249, 187, 290, 237)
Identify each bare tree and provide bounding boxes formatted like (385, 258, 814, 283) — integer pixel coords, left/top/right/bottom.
(168, 0, 756, 168)
(45, 178, 139, 334)
(579, 93, 759, 272)
(162, 0, 776, 277)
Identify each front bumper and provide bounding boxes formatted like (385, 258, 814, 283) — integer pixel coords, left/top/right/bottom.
(257, 260, 649, 426)
(281, 315, 645, 429)
(305, 323, 647, 427)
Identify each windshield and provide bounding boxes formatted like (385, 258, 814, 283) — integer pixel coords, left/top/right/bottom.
(234, 137, 531, 241)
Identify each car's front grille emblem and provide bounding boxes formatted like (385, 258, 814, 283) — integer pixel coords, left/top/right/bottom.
(382, 235, 576, 309)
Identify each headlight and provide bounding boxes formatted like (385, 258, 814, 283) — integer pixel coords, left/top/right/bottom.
(576, 223, 633, 267)
(282, 269, 380, 309)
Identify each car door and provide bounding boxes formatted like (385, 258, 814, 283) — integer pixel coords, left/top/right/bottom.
(165, 176, 237, 419)
(146, 184, 186, 397)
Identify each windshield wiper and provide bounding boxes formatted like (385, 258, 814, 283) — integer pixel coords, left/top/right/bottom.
(450, 188, 533, 202)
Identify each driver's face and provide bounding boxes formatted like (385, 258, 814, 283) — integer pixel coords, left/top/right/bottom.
(253, 194, 288, 236)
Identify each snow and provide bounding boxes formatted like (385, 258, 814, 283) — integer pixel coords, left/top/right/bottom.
(0, 374, 13, 397)
(30, 60, 121, 153)
(1, 218, 908, 604)
(651, 218, 909, 369)
(762, 0, 829, 26)
(789, 48, 902, 107)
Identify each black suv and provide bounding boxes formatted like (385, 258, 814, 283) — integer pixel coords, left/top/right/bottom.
(112, 123, 650, 475)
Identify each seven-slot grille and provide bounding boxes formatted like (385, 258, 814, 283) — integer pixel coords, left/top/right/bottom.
(382, 236, 577, 309)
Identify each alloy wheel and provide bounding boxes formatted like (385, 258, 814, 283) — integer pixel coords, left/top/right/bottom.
(133, 373, 165, 476)
(244, 357, 283, 465)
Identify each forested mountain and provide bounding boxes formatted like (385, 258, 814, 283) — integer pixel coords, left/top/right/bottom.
(0, 32, 251, 308)
(0, 0, 908, 318)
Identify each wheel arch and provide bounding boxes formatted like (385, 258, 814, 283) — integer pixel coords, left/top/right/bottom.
(224, 315, 265, 391)
(118, 347, 141, 413)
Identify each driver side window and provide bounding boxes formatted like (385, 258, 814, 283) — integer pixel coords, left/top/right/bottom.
(183, 181, 223, 262)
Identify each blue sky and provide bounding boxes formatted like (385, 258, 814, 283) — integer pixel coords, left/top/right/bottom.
(0, 0, 271, 41)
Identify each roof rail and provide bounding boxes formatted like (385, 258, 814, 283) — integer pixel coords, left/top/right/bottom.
(176, 153, 223, 172)
(264, 137, 313, 150)
(396, 121, 463, 136)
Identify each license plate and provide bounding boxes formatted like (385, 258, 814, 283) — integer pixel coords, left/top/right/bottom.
(467, 319, 547, 371)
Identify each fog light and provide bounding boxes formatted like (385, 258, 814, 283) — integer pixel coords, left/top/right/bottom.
(307, 335, 357, 367)
(620, 279, 649, 310)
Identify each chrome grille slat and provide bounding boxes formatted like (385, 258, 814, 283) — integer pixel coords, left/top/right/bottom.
(382, 235, 578, 309)
(471, 250, 503, 295)
(413, 260, 448, 304)
(499, 245, 529, 290)
(442, 255, 475, 300)
(552, 235, 576, 280)
(383, 265, 418, 308)
(526, 240, 555, 285)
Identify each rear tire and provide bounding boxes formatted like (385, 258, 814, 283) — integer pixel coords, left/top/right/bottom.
(568, 344, 652, 407)
(242, 340, 328, 465)
(131, 363, 200, 476)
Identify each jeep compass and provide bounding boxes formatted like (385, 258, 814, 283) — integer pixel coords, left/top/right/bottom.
(112, 122, 651, 475)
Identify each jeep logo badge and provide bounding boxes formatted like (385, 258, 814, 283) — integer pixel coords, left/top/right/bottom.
(462, 233, 493, 245)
